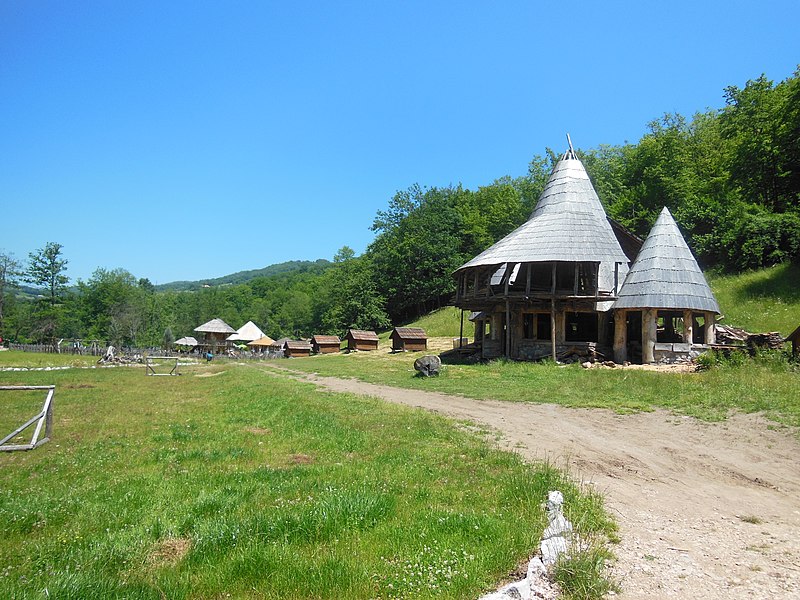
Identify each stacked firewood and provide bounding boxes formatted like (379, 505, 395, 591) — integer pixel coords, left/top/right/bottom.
(716, 324, 784, 349)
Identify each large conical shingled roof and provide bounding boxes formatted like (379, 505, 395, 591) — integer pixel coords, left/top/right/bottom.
(613, 207, 720, 312)
(458, 149, 628, 270)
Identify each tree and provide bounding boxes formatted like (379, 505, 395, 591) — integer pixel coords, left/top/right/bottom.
(26, 242, 69, 303)
(0, 251, 22, 336)
(322, 250, 389, 336)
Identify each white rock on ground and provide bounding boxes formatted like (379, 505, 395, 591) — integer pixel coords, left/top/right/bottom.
(478, 491, 571, 600)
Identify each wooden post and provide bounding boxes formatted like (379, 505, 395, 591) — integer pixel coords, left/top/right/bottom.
(642, 308, 656, 364)
(526, 263, 531, 296)
(505, 299, 511, 358)
(683, 309, 693, 344)
(704, 312, 715, 345)
(614, 262, 619, 295)
(613, 310, 627, 363)
(459, 310, 464, 349)
(573, 264, 579, 296)
(551, 263, 557, 361)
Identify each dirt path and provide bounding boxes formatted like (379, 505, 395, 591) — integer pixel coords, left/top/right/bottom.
(263, 364, 800, 599)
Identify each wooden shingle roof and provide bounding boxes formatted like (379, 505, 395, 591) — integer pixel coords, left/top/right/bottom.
(347, 329, 379, 341)
(391, 327, 427, 340)
(613, 207, 720, 313)
(284, 340, 312, 351)
(194, 318, 237, 334)
(312, 335, 341, 344)
(458, 150, 628, 271)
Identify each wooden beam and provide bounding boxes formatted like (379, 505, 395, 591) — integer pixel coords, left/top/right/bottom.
(505, 299, 511, 358)
(642, 309, 656, 364)
(683, 309, 693, 344)
(613, 310, 627, 363)
(705, 312, 715, 345)
(551, 263, 557, 361)
(526, 263, 531, 296)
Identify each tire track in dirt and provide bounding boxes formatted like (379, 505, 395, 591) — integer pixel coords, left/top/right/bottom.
(261, 364, 800, 600)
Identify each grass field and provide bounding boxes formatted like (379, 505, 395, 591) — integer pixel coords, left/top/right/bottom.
(0, 353, 614, 599)
(282, 347, 799, 430)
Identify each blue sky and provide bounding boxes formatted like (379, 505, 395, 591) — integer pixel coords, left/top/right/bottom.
(2, 1, 798, 284)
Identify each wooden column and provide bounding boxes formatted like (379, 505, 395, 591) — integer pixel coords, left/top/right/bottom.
(642, 308, 656, 364)
(550, 297, 556, 361)
(683, 309, 693, 344)
(613, 310, 627, 363)
(704, 312, 715, 345)
(459, 310, 464, 349)
(505, 299, 511, 358)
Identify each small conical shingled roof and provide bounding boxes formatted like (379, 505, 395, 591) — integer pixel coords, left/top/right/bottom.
(458, 150, 628, 270)
(194, 318, 237, 334)
(613, 207, 720, 312)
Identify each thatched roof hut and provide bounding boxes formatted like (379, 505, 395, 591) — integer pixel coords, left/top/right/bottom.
(247, 335, 276, 352)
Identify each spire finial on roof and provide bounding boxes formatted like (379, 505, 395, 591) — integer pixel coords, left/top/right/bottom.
(565, 133, 577, 160)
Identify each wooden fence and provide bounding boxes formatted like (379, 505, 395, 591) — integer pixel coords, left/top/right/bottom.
(0, 386, 55, 452)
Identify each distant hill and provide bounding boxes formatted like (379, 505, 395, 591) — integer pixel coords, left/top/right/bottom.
(155, 259, 333, 291)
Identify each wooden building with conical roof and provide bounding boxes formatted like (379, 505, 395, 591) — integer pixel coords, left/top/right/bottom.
(612, 207, 720, 363)
(454, 143, 639, 361)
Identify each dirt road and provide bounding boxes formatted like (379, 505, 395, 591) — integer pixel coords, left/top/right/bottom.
(265, 365, 800, 599)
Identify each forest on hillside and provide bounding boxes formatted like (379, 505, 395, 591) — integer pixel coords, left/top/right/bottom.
(1, 69, 798, 346)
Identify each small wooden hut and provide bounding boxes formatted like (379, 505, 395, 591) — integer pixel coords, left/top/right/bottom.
(194, 318, 237, 351)
(247, 335, 276, 353)
(345, 329, 379, 351)
(390, 327, 428, 352)
(311, 335, 341, 354)
(786, 325, 800, 356)
(272, 337, 291, 353)
(284, 340, 312, 358)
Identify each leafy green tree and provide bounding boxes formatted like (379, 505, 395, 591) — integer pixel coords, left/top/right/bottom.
(720, 74, 793, 211)
(322, 249, 389, 336)
(369, 186, 466, 322)
(26, 242, 69, 303)
(0, 251, 22, 337)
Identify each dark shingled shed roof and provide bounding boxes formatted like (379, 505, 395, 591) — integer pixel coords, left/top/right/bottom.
(391, 327, 427, 340)
(311, 335, 341, 344)
(347, 329, 379, 342)
(457, 149, 628, 271)
(613, 207, 720, 313)
(284, 340, 312, 351)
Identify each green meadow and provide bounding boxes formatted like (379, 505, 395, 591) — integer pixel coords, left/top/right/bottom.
(0, 354, 614, 599)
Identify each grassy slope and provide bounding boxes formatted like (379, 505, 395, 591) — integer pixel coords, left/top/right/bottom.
(0, 354, 613, 599)
(707, 262, 800, 335)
